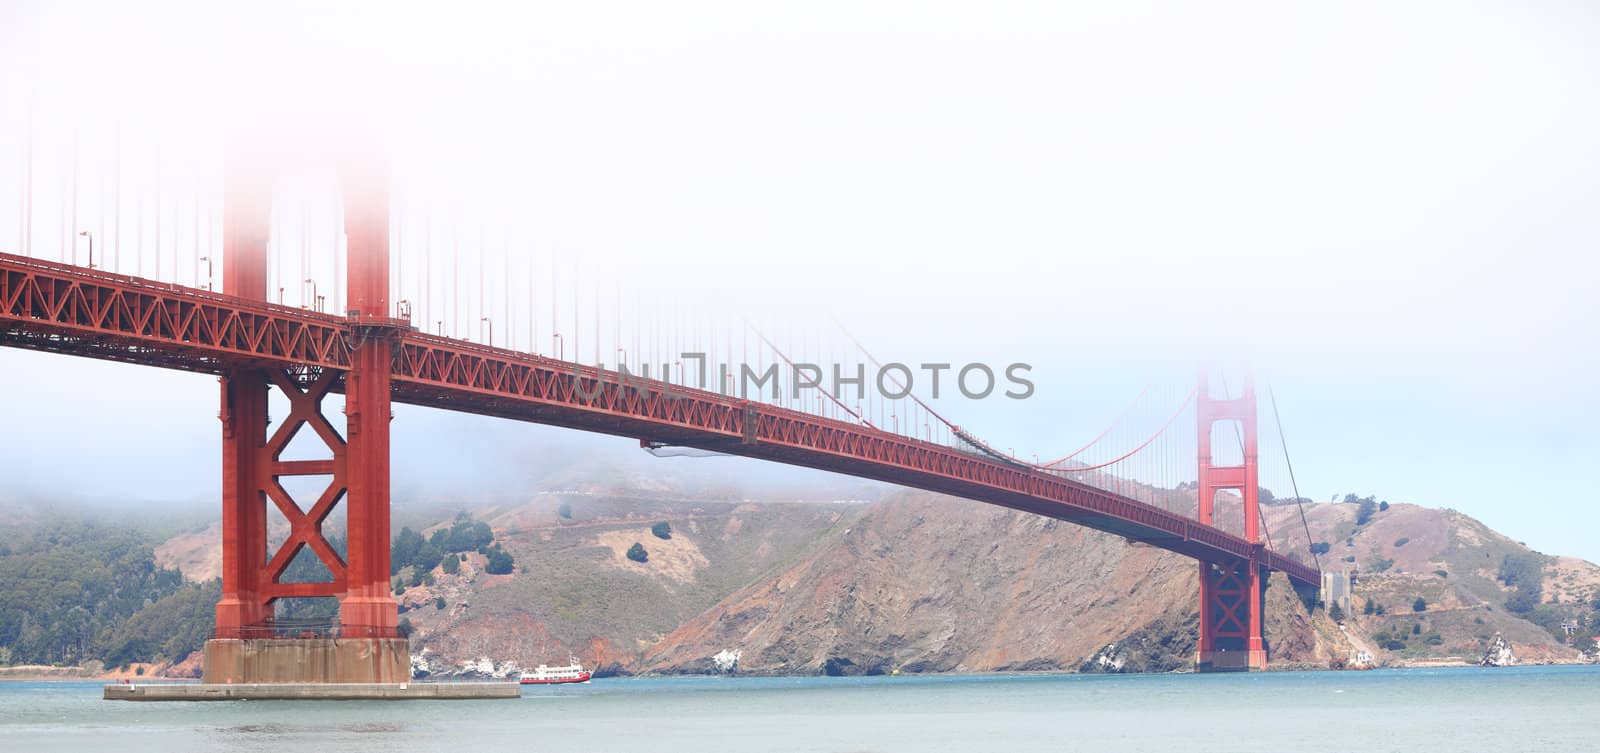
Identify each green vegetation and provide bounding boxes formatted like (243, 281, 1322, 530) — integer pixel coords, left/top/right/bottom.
(1371, 557, 1395, 573)
(1309, 542, 1330, 555)
(1394, 537, 1410, 548)
(1347, 494, 1379, 525)
(652, 521, 673, 540)
(1328, 603, 1345, 622)
(434, 596, 447, 610)
(1498, 553, 1545, 614)
(558, 502, 573, 519)
(484, 545, 515, 575)
(626, 542, 649, 563)
(392, 513, 511, 583)
(1378, 501, 1390, 511)
(1413, 597, 1428, 612)
(0, 516, 203, 667)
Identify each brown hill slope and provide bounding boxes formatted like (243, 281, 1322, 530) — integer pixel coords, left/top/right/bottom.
(145, 485, 1597, 676)
(1265, 501, 1595, 665)
(401, 494, 866, 675)
(639, 494, 1594, 674)
(641, 492, 1325, 675)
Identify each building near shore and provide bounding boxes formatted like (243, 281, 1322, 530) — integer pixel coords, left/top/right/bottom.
(1321, 571, 1353, 615)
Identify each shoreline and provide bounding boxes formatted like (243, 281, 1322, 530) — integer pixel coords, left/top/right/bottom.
(7, 657, 1592, 684)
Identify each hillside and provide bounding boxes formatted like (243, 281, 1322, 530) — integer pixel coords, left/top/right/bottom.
(6, 482, 1596, 679)
(639, 492, 1330, 675)
(1264, 499, 1599, 665)
(400, 494, 865, 676)
(632, 495, 1594, 675)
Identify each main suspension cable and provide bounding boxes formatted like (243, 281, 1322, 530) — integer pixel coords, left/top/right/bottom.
(1268, 382, 1320, 572)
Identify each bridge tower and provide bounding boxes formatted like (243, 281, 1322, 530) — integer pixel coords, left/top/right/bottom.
(202, 153, 407, 684)
(1195, 370, 1267, 672)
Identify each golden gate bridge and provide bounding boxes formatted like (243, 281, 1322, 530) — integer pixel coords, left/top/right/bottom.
(2, 124, 1321, 684)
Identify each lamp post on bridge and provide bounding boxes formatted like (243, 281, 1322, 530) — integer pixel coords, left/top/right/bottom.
(552, 332, 564, 360)
(480, 317, 493, 347)
(198, 255, 212, 290)
(303, 278, 318, 310)
(78, 231, 94, 269)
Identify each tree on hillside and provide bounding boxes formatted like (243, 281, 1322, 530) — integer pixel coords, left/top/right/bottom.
(1378, 501, 1390, 511)
(392, 527, 425, 575)
(1310, 542, 1331, 555)
(626, 542, 649, 563)
(558, 502, 573, 519)
(442, 553, 460, 575)
(484, 546, 515, 575)
(1413, 597, 1428, 612)
(1328, 603, 1345, 623)
(1356, 497, 1377, 526)
(1506, 590, 1539, 614)
(0, 518, 192, 666)
(1498, 552, 1545, 613)
(444, 515, 494, 553)
(652, 521, 672, 540)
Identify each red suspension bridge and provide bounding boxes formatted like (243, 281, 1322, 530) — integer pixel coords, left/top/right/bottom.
(2, 137, 1320, 679)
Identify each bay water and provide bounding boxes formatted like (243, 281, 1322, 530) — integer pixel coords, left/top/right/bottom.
(2, 665, 1595, 752)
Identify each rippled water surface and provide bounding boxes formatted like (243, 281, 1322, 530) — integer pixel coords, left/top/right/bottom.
(2, 666, 1596, 753)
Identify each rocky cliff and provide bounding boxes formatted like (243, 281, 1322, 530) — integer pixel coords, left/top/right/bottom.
(639, 492, 1330, 675)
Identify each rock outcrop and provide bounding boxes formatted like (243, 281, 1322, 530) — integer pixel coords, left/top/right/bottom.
(1479, 633, 1516, 667)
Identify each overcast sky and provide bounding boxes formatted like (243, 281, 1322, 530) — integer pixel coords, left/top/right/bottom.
(2, 2, 1598, 560)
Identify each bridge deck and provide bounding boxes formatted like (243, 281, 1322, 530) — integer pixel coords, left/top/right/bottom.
(0, 252, 1319, 587)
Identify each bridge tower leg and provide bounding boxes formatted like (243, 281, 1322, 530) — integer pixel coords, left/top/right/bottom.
(211, 167, 272, 640)
(202, 155, 408, 684)
(338, 161, 402, 641)
(1195, 370, 1267, 672)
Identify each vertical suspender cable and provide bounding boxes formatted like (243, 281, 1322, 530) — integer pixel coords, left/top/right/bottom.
(112, 126, 120, 269)
(154, 145, 162, 280)
(68, 133, 78, 265)
(19, 110, 31, 257)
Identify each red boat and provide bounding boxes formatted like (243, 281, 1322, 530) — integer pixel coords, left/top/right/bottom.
(519, 656, 592, 685)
